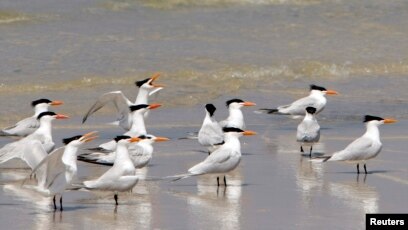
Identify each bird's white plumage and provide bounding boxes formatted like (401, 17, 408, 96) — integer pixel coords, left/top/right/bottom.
(79, 135, 159, 168)
(1, 101, 52, 137)
(94, 105, 150, 152)
(83, 139, 139, 192)
(82, 77, 162, 130)
(0, 115, 58, 170)
(297, 113, 320, 144)
(198, 110, 223, 149)
(327, 121, 383, 163)
(219, 103, 246, 129)
(278, 90, 327, 116)
(179, 132, 244, 179)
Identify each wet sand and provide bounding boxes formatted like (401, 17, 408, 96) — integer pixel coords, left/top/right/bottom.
(0, 85, 407, 230)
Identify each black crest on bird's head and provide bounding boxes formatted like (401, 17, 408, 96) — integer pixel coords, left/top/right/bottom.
(223, 127, 244, 133)
(31, 98, 52, 107)
(306, 107, 317, 114)
(310, 84, 327, 91)
(364, 115, 383, 123)
(205, 104, 216, 116)
(129, 104, 149, 112)
(37, 111, 56, 120)
(62, 135, 82, 145)
(226, 99, 244, 107)
(114, 135, 131, 142)
(135, 78, 150, 87)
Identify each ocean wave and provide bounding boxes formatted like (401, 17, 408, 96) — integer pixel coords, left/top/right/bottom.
(99, 0, 321, 11)
(0, 10, 30, 24)
(1, 60, 407, 96)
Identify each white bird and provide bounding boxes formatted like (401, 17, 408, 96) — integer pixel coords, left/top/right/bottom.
(318, 115, 397, 174)
(257, 85, 338, 117)
(82, 73, 164, 130)
(198, 104, 224, 153)
(78, 134, 169, 168)
(82, 135, 141, 205)
(0, 112, 69, 171)
(297, 107, 320, 157)
(219, 99, 256, 129)
(26, 132, 98, 211)
(171, 127, 256, 186)
(87, 103, 161, 153)
(0, 99, 63, 137)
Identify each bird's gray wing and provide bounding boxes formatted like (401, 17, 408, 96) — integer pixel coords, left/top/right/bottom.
(279, 96, 316, 114)
(1, 117, 39, 136)
(297, 120, 320, 142)
(82, 91, 132, 123)
(331, 137, 373, 161)
(29, 146, 65, 188)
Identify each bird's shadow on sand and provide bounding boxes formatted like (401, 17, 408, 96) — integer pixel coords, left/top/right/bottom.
(168, 183, 252, 187)
(329, 170, 393, 174)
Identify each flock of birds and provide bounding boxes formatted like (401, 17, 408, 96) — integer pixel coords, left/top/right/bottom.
(0, 73, 397, 211)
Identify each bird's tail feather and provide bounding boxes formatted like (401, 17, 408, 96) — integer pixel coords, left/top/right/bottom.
(254, 108, 282, 114)
(85, 147, 112, 153)
(310, 156, 331, 163)
(164, 173, 195, 181)
(178, 132, 198, 140)
(77, 155, 113, 166)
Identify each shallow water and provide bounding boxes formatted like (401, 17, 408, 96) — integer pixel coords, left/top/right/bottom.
(1, 0, 408, 122)
(0, 0, 407, 229)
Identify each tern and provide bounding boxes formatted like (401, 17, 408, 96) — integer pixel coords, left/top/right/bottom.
(0, 99, 63, 137)
(257, 85, 338, 117)
(81, 135, 141, 205)
(316, 115, 397, 174)
(78, 134, 169, 167)
(87, 103, 161, 153)
(26, 132, 98, 211)
(82, 73, 164, 130)
(0, 112, 69, 170)
(198, 104, 224, 153)
(171, 127, 256, 186)
(297, 107, 320, 157)
(219, 99, 256, 129)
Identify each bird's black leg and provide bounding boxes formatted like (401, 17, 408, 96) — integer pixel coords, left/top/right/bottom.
(357, 164, 360, 174)
(300, 146, 304, 153)
(217, 177, 220, 187)
(224, 176, 227, 187)
(53, 196, 57, 211)
(309, 145, 313, 157)
(364, 164, 367, 174)
(114, 193, 118, 206)
(60, 196, 63, 211)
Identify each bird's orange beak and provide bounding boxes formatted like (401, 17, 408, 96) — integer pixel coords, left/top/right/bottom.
(150, 72, 165, 88)
(325, 90, 339, 95)
(55, 114, 69, 119)
(242, 101, 256, 106)
(148, 104, 162, 110)
(81, 131, 99, 142)
(243, 130, 257, 136)
(154, 136, 170, 142)
(383, 118, 397, 124)
(129, 137, 141, 143)
(50, 100, 63, 106)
